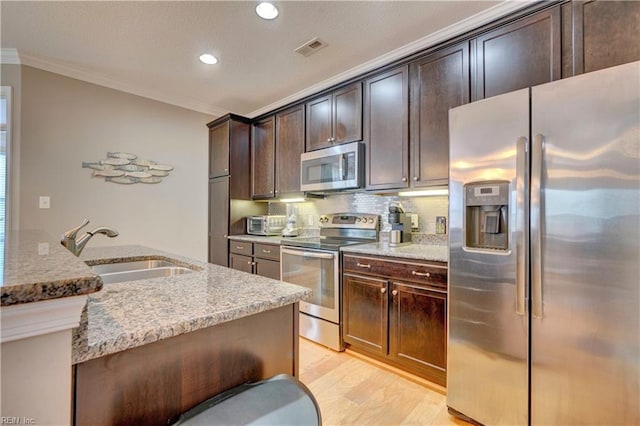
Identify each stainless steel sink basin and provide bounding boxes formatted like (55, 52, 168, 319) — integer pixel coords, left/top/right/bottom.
(89, 259, 198, 284)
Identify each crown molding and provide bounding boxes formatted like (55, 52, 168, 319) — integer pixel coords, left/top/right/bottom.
(0, 48, 21, 65)
(247, 0, 535, 118)
(17, 52, 228, 117)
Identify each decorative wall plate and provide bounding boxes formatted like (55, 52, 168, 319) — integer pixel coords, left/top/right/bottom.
(107, 152, 137, 160)
(102, 158, 131, 166)
(93, 170, 125, 177)
(84, 152, 173, 184)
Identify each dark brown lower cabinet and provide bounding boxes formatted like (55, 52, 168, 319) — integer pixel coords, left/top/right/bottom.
(343, 274, 388, 355)
(342, 254, 447, 386)
(229, 253, 253, 273)
(74, 304, 299, 426)
(389, 281, 447, 385)
(229, 241, 281, 280)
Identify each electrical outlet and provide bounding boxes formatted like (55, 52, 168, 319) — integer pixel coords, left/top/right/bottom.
(38, 242, 50, 255)
(436, 216, 447, 234)
(410, 214, 419, 229)
(39, 196, 50, 209)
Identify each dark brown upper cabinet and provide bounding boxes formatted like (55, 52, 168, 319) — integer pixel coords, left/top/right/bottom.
(251, 116, 276, 199)
(364, 65, 409, 191)
(275, 105, 305, 196)
(410, 42, 470, 188)
(472, 6, 561, 101)
(305, 82, 362, 152)
(561, 0, 640, 78)
(207, 114, 251, 199)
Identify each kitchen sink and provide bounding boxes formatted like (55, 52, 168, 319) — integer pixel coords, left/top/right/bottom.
(89, 259, 198, 284)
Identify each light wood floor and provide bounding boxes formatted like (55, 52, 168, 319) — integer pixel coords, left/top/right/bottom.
(298, 338, 472, 426)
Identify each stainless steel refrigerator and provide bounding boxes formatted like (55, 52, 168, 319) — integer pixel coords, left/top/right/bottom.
(447, 61, 639, 425)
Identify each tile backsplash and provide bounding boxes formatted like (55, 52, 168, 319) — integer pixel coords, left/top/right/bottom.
(269, 192, 448, 245)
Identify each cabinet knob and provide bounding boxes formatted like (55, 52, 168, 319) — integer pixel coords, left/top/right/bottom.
(413, 176, 418, 181)
(247, 261, 252, 265)
(402, 177, 407, 182)
(327, 137, 332, 143)
(411, 271, 431, 278)
(392, 290, 398, 296)
(380, 287, 386, 294)
(262, 249, 271, 254)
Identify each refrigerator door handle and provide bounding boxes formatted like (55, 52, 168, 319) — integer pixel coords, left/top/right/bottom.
(531, 133, 544, 318)
(516, 136, 529, 316)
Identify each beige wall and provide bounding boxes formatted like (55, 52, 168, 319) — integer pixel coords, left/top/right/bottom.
(19, 66, 213, 260)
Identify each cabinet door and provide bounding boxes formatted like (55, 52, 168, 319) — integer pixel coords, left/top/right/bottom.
(228, 120, 251, 199)
(333, 82, 362, 145)
(251, 116, 276, 199)
(343, 273, 388, 355)
(229, 254, 254, 274)
(562, 0, 640, 77)
(389, 281, 447, 385)
(275, 105, 304, 195)
(364, 66, 409, 190)
(209, 121, 229, 178)
(410, 43, 469, 187)
(209, 176, 229, 266)
(473, 7, 561, 100)
(255, 259, 280, 280)
(305, 94, 332, 152)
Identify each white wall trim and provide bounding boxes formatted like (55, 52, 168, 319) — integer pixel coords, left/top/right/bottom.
(0, 48, 21, 65)
(3, 1, 534, 118)
(17, 52, 228, 117)
(247, 0, 535, 118)
(1, 295, 87, 343)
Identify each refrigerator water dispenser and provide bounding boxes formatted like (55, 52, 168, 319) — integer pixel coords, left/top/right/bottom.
(464, 181, 509, 251)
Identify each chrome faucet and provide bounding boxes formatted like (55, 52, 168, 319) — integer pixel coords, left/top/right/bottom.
(61, 219, 119, 256)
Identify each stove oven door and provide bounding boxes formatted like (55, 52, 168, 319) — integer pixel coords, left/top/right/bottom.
(280, 247, 339, 323)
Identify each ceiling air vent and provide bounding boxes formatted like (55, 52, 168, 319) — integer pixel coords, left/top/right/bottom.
(295, 37, 328, 57)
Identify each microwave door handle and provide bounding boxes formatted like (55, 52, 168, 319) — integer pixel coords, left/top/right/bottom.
(339, 154, 347, 180)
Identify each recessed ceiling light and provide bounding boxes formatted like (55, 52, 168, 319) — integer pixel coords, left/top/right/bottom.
(199, 54, 218, 65)
(256, 2, 278, 20)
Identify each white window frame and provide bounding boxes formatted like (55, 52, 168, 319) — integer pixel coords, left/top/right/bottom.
(1, 86, 12, 233)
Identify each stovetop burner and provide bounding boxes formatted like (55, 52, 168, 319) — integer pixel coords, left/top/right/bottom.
(281, 213, 380, 251)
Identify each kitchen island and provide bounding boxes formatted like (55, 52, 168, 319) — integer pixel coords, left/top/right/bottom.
(74, 245, 311, 425)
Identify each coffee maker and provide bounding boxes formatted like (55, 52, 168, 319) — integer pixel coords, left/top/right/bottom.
(388, 202, 412, 246)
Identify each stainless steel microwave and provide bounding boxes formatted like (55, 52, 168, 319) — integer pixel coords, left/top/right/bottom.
(300, 142, 364, 192)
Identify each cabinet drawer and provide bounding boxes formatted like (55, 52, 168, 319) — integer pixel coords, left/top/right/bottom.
(343, 255, 447, 291)
(254, 243, 280, 261)
(229, 241, 253, 256)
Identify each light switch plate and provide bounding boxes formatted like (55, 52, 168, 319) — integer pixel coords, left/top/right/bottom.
(39, 196, 50, 209)
(410, 214, 419, 229)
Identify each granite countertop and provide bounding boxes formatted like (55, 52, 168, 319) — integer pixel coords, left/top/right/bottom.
(1, 230, 103, 306)
(73, 245, 311, 364)
(228, 234, 319, 245)
(340, 242, 449, 263)
(228, 234, 285, 244)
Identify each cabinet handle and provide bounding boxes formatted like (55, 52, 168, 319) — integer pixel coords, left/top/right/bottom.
(380, 288, 386, 294)
(327, 137, 332, 143)
(411, 271, 431, 277)
(236, 246, 244, 249)
(356, 262, 371, 269)
(392, 290, 398, 296)
(247, 261, 252, 265)
(262, 249, 271, 254)
(413, 176, 418, 181)
(402, 177, 407, 182)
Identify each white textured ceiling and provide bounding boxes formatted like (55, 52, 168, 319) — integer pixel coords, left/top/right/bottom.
(1, 1, 513, 118)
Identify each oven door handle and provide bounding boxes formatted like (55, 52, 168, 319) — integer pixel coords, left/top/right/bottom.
(301, 251, 334, 260)
(281, 248, 335, 260)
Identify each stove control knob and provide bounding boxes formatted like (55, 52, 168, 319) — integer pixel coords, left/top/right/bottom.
(368, 217, 374, 223)
(356, 217, 361, 222)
